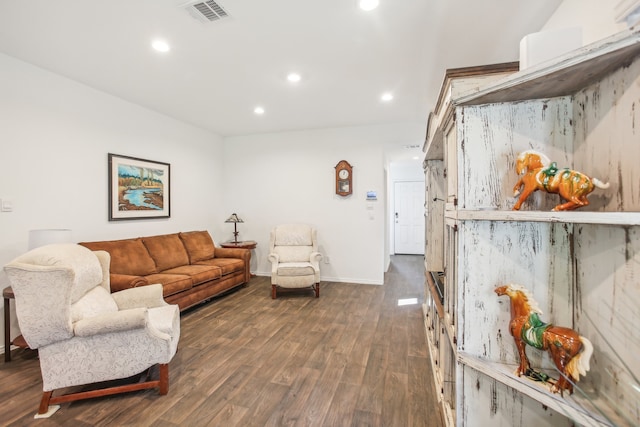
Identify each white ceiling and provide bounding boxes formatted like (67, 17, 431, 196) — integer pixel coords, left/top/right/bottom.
(0, 0, 562, 142)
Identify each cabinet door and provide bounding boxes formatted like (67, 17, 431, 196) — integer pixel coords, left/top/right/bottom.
(444, 220, 458, 334)
(426, 160, 445, 271)
(444, 119, 458, 209)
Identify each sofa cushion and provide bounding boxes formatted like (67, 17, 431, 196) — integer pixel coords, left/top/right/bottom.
(143, 273, 192, 297)
(162, 265, 222, 286)
(142, 233, 190, 272)
(79, 238, 157, 276)
(196, 257, 245, 276)
(179, 231, 215, 263)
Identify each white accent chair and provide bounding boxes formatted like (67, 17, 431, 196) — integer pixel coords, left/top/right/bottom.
(268, 224, 322, 299)
(3, 243, 180, 417)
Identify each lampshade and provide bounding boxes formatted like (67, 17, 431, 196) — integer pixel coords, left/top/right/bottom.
(225, 213, 244, 223)
(28, 229, 72, 249)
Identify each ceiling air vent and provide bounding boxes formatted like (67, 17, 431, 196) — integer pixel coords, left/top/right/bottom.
(185, 0, 230, 23)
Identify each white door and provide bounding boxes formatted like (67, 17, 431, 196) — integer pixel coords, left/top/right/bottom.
(394, 181, 425, 254)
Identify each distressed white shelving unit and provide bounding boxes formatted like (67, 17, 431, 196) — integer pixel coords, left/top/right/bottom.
(423, 27, 640, 427)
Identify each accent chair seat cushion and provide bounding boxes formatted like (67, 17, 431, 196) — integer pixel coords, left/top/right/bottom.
(276, 262, 316, 277)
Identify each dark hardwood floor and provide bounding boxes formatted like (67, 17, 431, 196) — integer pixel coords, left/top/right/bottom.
(0, 255, 444, 426)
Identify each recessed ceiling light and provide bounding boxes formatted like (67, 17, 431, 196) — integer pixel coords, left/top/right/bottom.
(287, 73, 301, 83)
(254, 106, 265, 115)
(151, 39, 170, 53)
(359, 0, 379, 11)
(381, 92, 393, 102)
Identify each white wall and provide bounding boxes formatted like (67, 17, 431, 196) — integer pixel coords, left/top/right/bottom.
(0, 53, 226, 349)
(542, 0, 628, 45)
(223, 123, 424, 285)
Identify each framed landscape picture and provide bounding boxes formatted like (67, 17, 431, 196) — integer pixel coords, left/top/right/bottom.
(108, 153, 170, 221)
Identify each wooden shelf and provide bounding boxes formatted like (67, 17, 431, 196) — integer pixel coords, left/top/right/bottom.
(458, 353, 629, 427)
(456, 27, 640, 106)
(446, 210, 640, 225)
(423, 26, 640, 426)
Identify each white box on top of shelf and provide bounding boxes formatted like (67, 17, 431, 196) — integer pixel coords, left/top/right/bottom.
(519, 27, 582, 69)
(615, 0, 640, 26)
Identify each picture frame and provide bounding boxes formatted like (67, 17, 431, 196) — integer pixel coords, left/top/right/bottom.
(108, 153, 170, 221)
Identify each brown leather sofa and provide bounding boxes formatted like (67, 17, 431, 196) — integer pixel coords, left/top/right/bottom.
(79, 230, 250, 311)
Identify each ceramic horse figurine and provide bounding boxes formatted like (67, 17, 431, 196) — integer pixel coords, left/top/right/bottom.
(495, 284, 593, 395)
(512, 150, 610, 211)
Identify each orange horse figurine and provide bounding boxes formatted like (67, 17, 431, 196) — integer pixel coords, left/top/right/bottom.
(495, 284, 593, 395)
(512, 150, 609, 211)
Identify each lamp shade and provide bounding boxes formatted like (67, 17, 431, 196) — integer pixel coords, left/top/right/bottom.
(28, 229, 72, 249)
(225, 213, 244, 223)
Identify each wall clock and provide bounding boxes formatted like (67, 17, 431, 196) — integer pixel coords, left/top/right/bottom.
(335, 160, 353, 196)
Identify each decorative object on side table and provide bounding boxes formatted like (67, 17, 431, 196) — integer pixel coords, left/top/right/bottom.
(495, 284, 593, 396)
(512, 150, 610, 211)
(225, 213, 244, 243)
(28, 229, 72, 249)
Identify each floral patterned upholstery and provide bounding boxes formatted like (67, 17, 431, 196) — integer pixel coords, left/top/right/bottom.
(4, 243, 180, 416)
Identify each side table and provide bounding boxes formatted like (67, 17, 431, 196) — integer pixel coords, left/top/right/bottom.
(220, 240, 257, 250)
(3, 286, 28, 362)
(220, 241, 257, 277)
(3, 286, 14, 362)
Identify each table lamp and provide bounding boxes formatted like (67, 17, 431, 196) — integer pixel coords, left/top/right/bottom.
(224, 213, 244, 243)
(28, 229, 72, 249)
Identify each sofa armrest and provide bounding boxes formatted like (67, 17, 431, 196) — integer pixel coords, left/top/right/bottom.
(73, 307, 147, 337)
(110, 273, 150, 292)
(112, 283, 166, 310)
(310, 252, 322, 282)
(310, 252, 322, 268)
(215, 247, 251, 282)
(268, 253, 280, 277)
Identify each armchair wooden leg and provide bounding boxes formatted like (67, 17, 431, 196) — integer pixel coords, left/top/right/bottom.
(271, 285, 277, 299)
(38, 391, 53, 414)
(314, 283, 320, 298)
(159, 363, 169, 395)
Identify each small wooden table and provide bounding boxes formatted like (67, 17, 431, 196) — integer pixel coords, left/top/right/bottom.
(3, 286, 12, 362)
(220, 240, 257, 250)
(3, 286, 29, 362)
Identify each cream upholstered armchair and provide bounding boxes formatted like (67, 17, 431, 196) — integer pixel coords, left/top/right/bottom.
(268, 224, 322, 299)
(3, 243, 180, 417)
